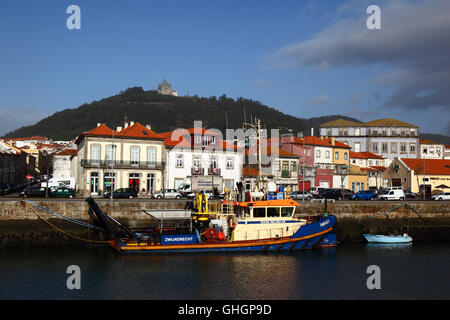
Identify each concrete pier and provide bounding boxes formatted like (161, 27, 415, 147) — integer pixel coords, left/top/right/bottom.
(0, 199, 449, 247)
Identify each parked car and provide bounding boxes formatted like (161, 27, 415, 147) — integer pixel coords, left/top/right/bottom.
(50, 186, 75, 198)
(319, 189, 353, 200)
(404, 191, 420, 200)
(378, 188, 405, 200)
(153, 189, 182, 199)
(289, 191, 313, 200)
(309, 187, 328, 198)
(351, 190, 375, 200)
(431, 192, 450, 200)
(177, 183, 192, 196)
(104, 188, 138, 199)
(20, 186, 53, 198)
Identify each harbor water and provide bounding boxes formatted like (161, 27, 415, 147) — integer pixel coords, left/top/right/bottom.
(0, 242, 448, 300)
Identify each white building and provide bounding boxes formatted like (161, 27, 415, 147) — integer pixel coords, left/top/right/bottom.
(52, 148, 77, 180)
(157, 79, 178, 96)
(419, 139, 444, 159)
(319, 118, 419, 166)
(75, 122, 166, 197)
(162, 128, 243, 192)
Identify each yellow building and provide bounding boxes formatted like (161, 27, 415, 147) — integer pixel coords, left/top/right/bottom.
(347, 165, 369, 192)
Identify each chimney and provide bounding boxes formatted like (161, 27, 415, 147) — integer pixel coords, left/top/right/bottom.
(116, 126, 122, 132)
(331, 137, 335, 146)
(146, 124, 151, 130)
(311, 127, 314, 136)
(130, 121, 135, 126)
(124, 122, 129, 128)
(97, 123, 101, 127)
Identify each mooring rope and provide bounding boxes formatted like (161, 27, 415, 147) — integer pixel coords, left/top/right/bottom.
(25, 202, 111, 244)
(24, 200, 105, 231)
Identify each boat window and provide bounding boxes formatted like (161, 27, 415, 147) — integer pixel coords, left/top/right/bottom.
(253, 207, 266, 218)
(281, 207, 293, 217)
(267, 207, 280, 217)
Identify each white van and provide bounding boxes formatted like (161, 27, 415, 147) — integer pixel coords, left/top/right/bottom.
(379, 188, 405, 200)
(41, 178, 76, 190)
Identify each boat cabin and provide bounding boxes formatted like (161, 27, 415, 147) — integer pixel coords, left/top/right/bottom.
(224, 199, 306, 241)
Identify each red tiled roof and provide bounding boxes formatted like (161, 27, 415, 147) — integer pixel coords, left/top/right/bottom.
(245, 145, 299, 158)
(286, 136, 350, 149)
(370, 166, 387, 172)
(350, 151, 384, 159)
(162, 129, 240, 150)
(401, 158, 450, 175)
(419, 139, 437, 144)
(54, 149, 77, 156)
(9, 135, 49, 141)
(118, 122, 164, 140)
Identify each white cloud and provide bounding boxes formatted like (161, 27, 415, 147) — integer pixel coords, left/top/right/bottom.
(267, 0, 450, 111)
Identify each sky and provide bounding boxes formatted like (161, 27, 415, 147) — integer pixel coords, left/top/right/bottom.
(0, 0, 449, 136)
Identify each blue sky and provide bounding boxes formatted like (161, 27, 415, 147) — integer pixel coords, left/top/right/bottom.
(1, 0, 449, 136)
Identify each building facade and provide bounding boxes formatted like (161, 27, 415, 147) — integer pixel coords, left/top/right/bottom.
(319, 118, 419, 166)
(419, 139, 444, 159)
(75, 122, 166, 197)
(162, 128, 243, 192)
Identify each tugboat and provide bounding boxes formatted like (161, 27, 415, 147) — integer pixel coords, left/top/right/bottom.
(86, 193, 337, 254)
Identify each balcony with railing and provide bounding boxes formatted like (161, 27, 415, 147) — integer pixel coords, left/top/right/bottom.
(208, 167, 221, 176)
(81, 159, 165, 170)
(191, 167, 204, 175)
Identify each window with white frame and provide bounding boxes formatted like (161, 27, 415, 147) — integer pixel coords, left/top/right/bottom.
(91, 145, 100, 164)
(326, 150, 330, 158)
(226, 158, 233, 169)
(106, 145, 116, 164)
(400, 143, 407, 153)
(147, 147, 156, 166)
(176, 154, 183, 168)
(193, 156, 201, 168)
(316, 150, 321, 158)
(335, 152, 339, 160)
(131, 146, 140, 165)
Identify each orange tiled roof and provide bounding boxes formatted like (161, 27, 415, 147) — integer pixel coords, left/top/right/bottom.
(350, 151, 384, 159)
(118, 122, 164, 140)
(401, 158, 450, 175)
(54, 149, 77, 156)
(245, 145, 299, 158)
(292, 136, 350, 149)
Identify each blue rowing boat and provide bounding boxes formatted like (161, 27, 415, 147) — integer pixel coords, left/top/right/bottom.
(363, 233, 412, 244)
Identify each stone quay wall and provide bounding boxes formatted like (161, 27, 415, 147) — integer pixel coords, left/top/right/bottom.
(0, 199, 449, 247)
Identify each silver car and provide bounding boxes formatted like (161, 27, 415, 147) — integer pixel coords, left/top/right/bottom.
(289, 191, 313, 200)
(153, 189, 182, 199)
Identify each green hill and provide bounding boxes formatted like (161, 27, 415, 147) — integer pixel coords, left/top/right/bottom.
(4, 87, 362, 140)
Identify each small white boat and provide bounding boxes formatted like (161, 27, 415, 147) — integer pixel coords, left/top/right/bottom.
(363, 233, 412, 244)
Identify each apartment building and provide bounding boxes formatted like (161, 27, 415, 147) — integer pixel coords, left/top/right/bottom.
(162, 127, 243, 192)
(319, 118, 419, 166)
(75, 122, 165, 197)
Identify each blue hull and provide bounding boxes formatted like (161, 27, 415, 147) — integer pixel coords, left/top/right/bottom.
(117, 216, 337, 253)
(363, 234, 412, 243)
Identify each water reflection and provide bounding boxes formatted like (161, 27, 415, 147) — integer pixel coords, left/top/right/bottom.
(365, 243, 413, 251)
